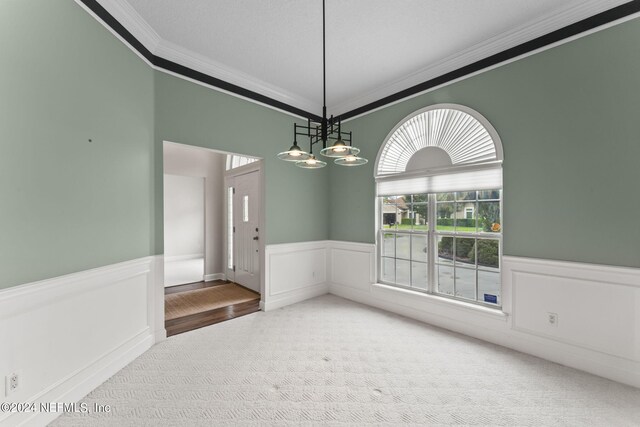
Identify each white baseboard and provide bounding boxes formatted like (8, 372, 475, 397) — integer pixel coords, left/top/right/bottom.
(0, 256, 161, 427)
(164, 253, 204, 262)
(327, 241, 640, 389)
(263, 283, 329, 311)
(203, 273, 225, 282)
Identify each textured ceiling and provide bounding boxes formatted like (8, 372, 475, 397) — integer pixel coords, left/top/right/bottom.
(101, 0, 630, 116)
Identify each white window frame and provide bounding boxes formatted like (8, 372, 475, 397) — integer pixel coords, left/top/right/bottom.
(374, 104, 504, 308)
(377, 191, 502, 307)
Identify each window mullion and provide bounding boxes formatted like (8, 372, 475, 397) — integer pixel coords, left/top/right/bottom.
(428, 193, 436, 293)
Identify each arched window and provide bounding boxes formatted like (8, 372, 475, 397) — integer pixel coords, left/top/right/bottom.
(376, 104, 503, 307)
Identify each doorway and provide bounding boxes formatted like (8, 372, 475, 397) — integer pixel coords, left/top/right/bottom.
(162, 142, 263, 337)
(226, 169, 261, 293)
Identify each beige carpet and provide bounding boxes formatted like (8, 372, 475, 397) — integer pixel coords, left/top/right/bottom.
(165, 283, 259, 320)
(53, 295, 640, 426)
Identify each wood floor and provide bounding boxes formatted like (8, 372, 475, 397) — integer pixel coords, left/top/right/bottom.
(165, 280, 260, 337)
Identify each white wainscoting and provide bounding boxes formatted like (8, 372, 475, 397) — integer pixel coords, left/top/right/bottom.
(327, 241, 640, 388)
(2, 242, 637, 427)
(508, 256, 640, 361)
(0, 256, 161, 427)
(264, 241, 328, 311)
(328, 241, 375, 292)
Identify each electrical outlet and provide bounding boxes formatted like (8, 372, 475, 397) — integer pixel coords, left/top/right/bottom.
(5, 371, 21, 396)
(547, 312, 558, 327)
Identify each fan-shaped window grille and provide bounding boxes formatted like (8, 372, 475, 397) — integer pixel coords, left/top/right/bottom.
(375, 105, 503, 196)
(376, 105, 502, 177)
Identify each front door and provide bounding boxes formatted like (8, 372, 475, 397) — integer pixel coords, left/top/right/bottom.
(231, 170, 260, 292)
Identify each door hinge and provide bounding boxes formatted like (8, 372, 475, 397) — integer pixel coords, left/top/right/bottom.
(233, 265, 236, 272)
(233, 226, 235, 232)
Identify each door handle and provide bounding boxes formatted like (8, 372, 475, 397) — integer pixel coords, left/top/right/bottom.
(253, 236, 259, 240)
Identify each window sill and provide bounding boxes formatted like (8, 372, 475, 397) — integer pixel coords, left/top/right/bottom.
(371, 282, 509, 321)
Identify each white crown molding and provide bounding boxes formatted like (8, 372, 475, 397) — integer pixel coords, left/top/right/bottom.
(94, 0, 320, 114)
(95, 0, 161, 52)
(94, 0, 630, 117)
(331, 0, 631, 115)
(154, 39, 321, 114)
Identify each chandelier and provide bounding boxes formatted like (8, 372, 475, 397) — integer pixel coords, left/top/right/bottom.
(277, 0, 368, 169)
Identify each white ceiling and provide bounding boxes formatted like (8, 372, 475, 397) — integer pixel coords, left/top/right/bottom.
(98, 0, 630, 116)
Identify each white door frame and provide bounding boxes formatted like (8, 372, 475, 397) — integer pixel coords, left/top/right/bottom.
(223, 160, 265, 304)
(157, 140, 266, 344)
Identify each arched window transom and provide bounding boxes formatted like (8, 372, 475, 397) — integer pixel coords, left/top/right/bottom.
(376, 105, 503, 177)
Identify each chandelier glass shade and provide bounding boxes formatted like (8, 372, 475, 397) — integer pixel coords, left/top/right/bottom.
(295, 154, 327, 169)
(320, 139, 360, 158)
(334, 154, 368, 166)
(277, 143, 311, 162)
(278, 0, 367, 170)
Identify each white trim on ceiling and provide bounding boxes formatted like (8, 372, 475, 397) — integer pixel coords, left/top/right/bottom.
(90, 0, 633, 118)
(156, 67, 311, 120)
(94, 0, 320, 114)
(74, 0, 153, 67)
(96, 0, 161, 52)
(342, 10, 640, 122)
(331, 0, 631, 116)
(74, 0, 312, 120)
(154, 39, 320, 113)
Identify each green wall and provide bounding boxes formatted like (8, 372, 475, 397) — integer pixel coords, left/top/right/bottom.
(153, 72, 329, 251)
(0, 0, 155, 289)
(2, 0, 638, 289)
(331, 17, 640, 268)
(0, 0, 329, 289)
